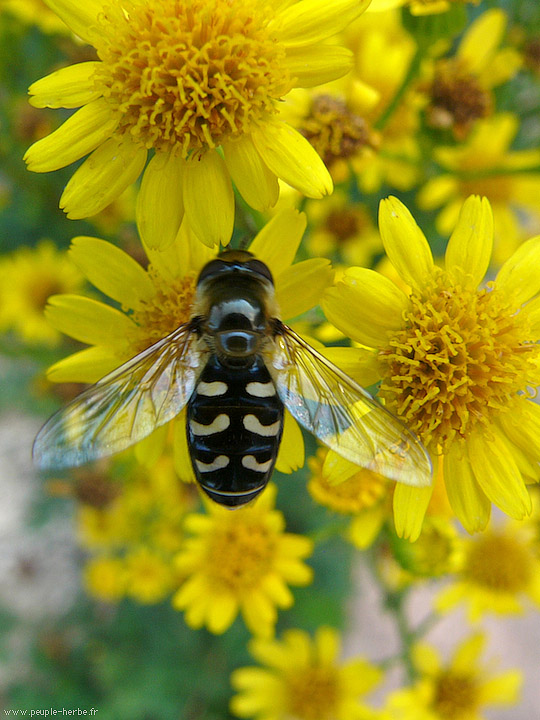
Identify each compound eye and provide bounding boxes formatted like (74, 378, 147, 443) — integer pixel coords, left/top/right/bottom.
(197, 259, 226, 285)
(245, 259, 274, 284)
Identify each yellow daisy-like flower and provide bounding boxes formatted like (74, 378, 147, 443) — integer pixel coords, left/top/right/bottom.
(308, 447, 389, 549)
(436, 514, 540, 621)
(385, 633, 522, 720)
(124, 546, 176, 604)
(24, 0, 372, 248)
(322, 195, 540, 539)
(173, 484, 313, 637)
(230, 626, 382, 720)
(370, 0, 480, 16)
(43, 207, 332, 471)
(424, 10, 521, 138)
(417, 114, 540, 266)
(83, 555, 127, 602)
(0, 239, 83, 346)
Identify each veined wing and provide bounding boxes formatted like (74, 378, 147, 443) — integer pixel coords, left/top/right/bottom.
(266, 322, 432, 487)
(33, 323, 204, 470)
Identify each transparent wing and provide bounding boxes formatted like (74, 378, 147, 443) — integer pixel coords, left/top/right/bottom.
(33, 323, 204, 470)
(266, 323, 432, 487)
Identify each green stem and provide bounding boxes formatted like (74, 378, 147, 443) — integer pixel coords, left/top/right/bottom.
(374, 46, 423, 132)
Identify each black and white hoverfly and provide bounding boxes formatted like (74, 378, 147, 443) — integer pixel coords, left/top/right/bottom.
(33, 250, 432, 506)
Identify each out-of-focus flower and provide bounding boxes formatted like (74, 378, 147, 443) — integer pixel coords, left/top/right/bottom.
(308, 447, 389, 549)
(436, 513, 540, 620)
(323, 195, 540, 539)
(424, 10, 521, 138)
(304, 193, 383, 266)
(0, 0, 70, 33)
(0, 240, 83, 346)
(43, 208, 332, 470)
(417, 114, 540, 265)
(284, 10, 423, 195)
(384, 633, 522, 720)
(78, 454, 193, 604)
(381, 0, 481, 16)
(23, 0, 374, 247)
(230, 626, 382, 719)
(173, 485, 313, 637)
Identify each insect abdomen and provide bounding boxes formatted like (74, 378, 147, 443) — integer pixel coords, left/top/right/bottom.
(187, 354, 284, 507)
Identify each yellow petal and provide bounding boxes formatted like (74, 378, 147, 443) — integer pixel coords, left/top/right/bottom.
(45, 294, 135, 345)
(276, 259, 333, 319)
(322, 267, 409, 347)
(47, 346, 120, 383)
(495, 235, 540, 308)
(283, 45, 353, 87)
(134, 424, 168, 467)
(416, 175, 457, 210)
(24, 99, 118, 173)
(443, 446, 490, 533)
(136, 152, 185, 250)
(173, 410, 197, 484)
(207, 592, 238, 634)
(322, 346, 381, 387)
(275, 411, 304, 473)
(223, 136, 279, 212)
(249, 209, 306, 277)
(378, 197, 434, 290)
(273, 0, 370, 47)
(393, 482, 433, 542)
(183, 151, 234, 247)
(497, 401, 540, 466)
(445, 196, 493, 288)
(451, 633, 485, 672)
(457, 9, 506, 75)
(43, 0, 102, 43)
(69, 236, 154, 309)
(480, 671, 523, 706)
(29, 62, 102, 108)
(251, 121, 332, 198)
(60, 137, 147, 218)
(467, 428, 532, 519)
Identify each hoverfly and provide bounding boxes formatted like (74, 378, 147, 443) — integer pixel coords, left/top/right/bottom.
(33, 250, 432, 506)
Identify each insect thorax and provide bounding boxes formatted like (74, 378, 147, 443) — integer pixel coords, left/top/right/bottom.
(186, 354, 284, 507)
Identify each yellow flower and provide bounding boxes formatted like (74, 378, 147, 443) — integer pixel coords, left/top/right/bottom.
(284, 10, 422, 195)
(372, 0, 481, 16)
(322, 195, 540, 539)
(425, 10, 521, 138)
(304, 193, 383, 267)
(24, 0, 372, 247)
(417, 114, 540, 266)
(0, 0, 70, 33)
(230, 626, 382, 720)
(308, 447, 389, 549)
(385, 633, 522, 720)
(43, 208, 332, 470)
(0, 239, 83, 346)
(83, 555, 127, 602)
(173, 484, 313, 637)
(436, 514, 540, 620)
(345, 9, 423, 193)
(124, 546, 176, 604)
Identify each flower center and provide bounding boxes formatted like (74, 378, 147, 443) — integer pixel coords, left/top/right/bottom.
(130, 270, 197, 352)
(207, 520, 275, 592)
(287, 666, 339, 720)
(300, 95, 377, 167)
(93, 0, 291, 156)
(395, 521, 458, 577)
(377, 270, 539, 453)
(463, 532, 533, 594)
(308, 450, 387, 514)
(28, 275, 64, 311)
(433, 670, 479, 720)
(427, 60, 491, 136)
